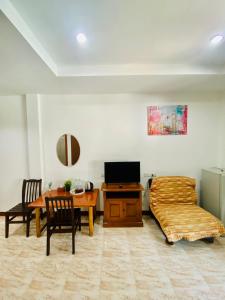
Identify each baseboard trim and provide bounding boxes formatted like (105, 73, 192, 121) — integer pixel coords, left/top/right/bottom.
(142, 210, 151, 215)
(0, 210, 151, 218)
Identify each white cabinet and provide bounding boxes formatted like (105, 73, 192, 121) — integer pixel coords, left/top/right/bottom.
(201, 168, 225, 225)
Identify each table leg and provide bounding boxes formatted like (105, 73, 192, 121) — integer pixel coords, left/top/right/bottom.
(35, 208, 41, 237)
(88, 206, 94, 236)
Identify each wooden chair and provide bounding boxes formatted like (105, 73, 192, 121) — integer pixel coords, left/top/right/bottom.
(5, 179, 42, 238)
(45, 196, 81, 256)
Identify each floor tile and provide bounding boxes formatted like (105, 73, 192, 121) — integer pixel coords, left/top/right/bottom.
(0, 215, 225, 299)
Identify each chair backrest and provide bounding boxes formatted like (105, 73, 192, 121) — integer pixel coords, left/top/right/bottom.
(150, 176, 197, 207)
(22, 179, 42, 204)
(45, 196, 74, 224)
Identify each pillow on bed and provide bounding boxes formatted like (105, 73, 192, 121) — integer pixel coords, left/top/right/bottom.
(150, 176, 197, 206)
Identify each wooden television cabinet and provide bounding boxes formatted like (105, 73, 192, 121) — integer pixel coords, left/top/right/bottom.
(101, 183, 143, 227)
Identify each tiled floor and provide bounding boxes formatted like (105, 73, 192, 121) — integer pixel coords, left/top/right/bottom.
(0, 215, 225, 300)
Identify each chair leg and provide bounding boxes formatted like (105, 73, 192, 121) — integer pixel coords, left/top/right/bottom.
(93, 206, 96, 221)
(46, 228, 50, 256)
(5, 215, 9, 238)
(72, 227, 75, 254)
(79, 212, 81, 231)
(26, 213, 31, 237)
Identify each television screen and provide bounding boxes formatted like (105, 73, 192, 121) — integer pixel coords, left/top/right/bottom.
(104, 161, 140, 183)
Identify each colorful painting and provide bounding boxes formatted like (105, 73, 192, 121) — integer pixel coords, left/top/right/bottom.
(147, 105, 188, 135)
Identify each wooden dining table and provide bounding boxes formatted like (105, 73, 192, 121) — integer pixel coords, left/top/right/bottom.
(29, 188, 99, 237)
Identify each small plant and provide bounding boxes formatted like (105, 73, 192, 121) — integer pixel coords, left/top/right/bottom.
(48, 182, 52, 191)
(64, 179, 72, 192)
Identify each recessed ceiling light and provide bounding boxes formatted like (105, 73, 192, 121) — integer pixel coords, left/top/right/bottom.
(210, 34, 224, 45)
(76, 33, 87, 44)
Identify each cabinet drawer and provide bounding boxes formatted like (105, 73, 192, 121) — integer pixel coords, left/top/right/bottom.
(105, 199, 123, 221)
(124, 199, 141, 221)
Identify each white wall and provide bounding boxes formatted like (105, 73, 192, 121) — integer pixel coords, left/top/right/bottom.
(39, 93, 223, 210)
(0, 92, 223, 211)
(26, 94, 44, 178)
(0, 96, 29, 211)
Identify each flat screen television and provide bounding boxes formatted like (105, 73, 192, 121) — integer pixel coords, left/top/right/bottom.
(104, 161, 140, 184)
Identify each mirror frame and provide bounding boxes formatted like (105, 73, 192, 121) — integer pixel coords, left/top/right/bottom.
(56, 133, 80, 167)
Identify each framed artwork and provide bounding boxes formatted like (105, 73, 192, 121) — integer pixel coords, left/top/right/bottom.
(147, 105, 188, 135)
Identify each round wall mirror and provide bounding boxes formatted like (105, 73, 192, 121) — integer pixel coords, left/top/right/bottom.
(56, 134, 80, 166)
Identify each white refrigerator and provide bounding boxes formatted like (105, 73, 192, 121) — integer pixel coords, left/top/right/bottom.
(201, 167, 225, 225)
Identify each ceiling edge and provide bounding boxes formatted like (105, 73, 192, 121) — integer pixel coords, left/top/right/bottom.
(0, 0, 57, 75)
(58, 64, 225, 77)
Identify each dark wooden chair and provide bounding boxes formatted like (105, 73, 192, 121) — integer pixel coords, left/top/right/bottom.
(45, 196, 81, 256)
(5, 179, 42, 238)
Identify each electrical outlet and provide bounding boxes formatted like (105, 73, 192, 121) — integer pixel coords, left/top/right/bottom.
(144, 173, 156, 178)
(144, 173, 152, 177)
